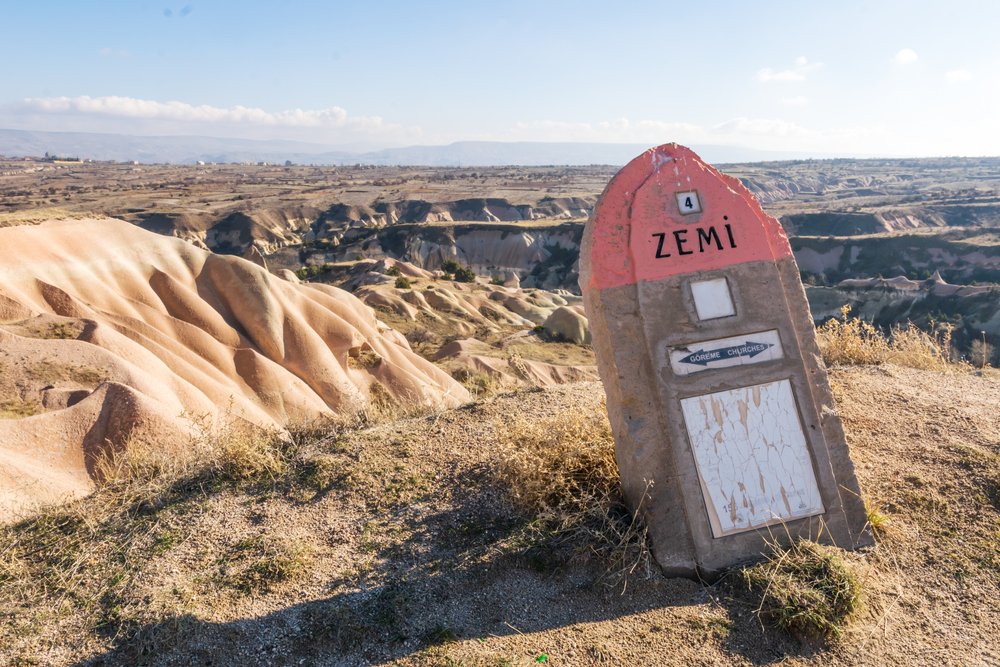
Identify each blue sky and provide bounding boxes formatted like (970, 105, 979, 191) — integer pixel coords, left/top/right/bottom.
(2, 1, 998, 156)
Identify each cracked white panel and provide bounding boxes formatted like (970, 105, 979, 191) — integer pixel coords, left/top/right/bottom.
(680, 380, 824, 537)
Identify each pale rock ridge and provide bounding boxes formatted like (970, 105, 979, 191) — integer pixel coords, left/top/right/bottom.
(0, 217, 469, 520)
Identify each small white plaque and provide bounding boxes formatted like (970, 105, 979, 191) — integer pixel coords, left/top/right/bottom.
(680, 380, 825, 537)
(675, 190, 701, 214)
(669, 329, 783, 376)
(690, 277, 735, 320)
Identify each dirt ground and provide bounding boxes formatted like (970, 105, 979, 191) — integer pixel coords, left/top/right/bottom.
(3, 364, 996, 666)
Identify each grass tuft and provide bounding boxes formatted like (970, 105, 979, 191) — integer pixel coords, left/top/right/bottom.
(866, 504, 891, 537)
(452, 369, 504, 399)
(741, 539, 863, 640)
(222, 533, 313, 593)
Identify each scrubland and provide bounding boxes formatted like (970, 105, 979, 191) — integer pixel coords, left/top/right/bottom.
(1, 318, 998, 666)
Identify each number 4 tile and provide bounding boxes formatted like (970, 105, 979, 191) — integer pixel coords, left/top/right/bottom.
(675, 190, 702, 215)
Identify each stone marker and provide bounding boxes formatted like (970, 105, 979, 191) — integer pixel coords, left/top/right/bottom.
(580, 143, 872, 578)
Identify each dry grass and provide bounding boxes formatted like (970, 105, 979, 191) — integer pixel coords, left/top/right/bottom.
(0, 207, 95, 227)
(496, 406, 651, 583)
(741, 539, 864, 640)
(29, 360, 105, 386)
(0, 415, 352, 662)
(94, 419, 289, 494)
(452, 369, 505, 399)
(0, 399, 43, 419)
(1, 373, 998, 664)
(498, 409, 618, 517)
(864, 503, 891, 538)
(220, 533, 314, 593)
(817, 305, 965, 371)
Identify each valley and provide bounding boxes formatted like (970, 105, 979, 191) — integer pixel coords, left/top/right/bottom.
(3, 155, 999, 360)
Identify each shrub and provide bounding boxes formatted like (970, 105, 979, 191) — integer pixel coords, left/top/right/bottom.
(386, 266, 402, 277)
(971, 338, 994, 368)
(394, 276, 412, 289)
(741, 539, 863, 640)
(440, 259, 461, 275)
(499, 411, 618, 516)
(453, 265, 476, 283)
(295, 263, 335, 282)
(816, 306, 889, 366)
(816, 305, 960, 371)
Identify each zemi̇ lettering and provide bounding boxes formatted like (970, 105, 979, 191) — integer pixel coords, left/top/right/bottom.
(652, 223, 737, 259)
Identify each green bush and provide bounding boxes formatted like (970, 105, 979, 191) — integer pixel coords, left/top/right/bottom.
(394, 276, 412, 289)
(295, 264, 334, 282)
(453, 265, 476, 283)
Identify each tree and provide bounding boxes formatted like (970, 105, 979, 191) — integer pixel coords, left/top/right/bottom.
(453, 265, 476, 283)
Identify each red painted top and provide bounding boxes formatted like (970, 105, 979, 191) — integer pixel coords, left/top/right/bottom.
(585, 143, 793, 291)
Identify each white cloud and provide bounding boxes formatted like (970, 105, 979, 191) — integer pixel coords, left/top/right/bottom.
(710, 117, 811, 138)
(500, 114, 981, 156)
(756, 56, 823, 83)
(894, 48, 919, 65)
(945, 68, 973, 81)
(781, 96, 808, 107)
(20, 96, 345, 127)
(7, 95, 419, 144)
(505, 115, 824, 150)
(510, 118, 700, 143)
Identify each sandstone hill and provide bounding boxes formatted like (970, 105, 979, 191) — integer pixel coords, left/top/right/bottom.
(0, 217, 467, 520)
(300, 257, 597, 388)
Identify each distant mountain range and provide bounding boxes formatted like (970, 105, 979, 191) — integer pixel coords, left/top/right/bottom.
(0, 128, 832, 166)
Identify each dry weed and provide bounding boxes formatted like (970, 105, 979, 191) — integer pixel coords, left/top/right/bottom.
(211, 421, 288, 481)
(817, 305, 965, 372)
(94, 417, 288, 495)
(497, 406, 651, 583)
(865, 503, 891, 538)
(499, 410, 618, 517)
(452, 369, 504, 399)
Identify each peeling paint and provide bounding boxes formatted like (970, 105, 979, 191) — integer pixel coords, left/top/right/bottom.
(681, 379, 824, 537)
